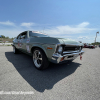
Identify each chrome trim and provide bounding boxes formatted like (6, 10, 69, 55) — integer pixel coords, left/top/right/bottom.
(63, 50, 80, 54)
(53, 43, 63, 54)
(54, 44, 58, 53)
(51, 50, 84, 63)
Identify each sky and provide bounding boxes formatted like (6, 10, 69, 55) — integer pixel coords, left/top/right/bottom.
(0, 0, 100, 43)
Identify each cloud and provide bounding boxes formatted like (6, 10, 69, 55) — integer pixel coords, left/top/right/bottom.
(77, 22, 89, 28)
(20, 22, 35, 27)
(44, 22, 96, 37)
(78, 36, 89, 39)
(0, 21, 15, 26)
(0, 21, 98, 43)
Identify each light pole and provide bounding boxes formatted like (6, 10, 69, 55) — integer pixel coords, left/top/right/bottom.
(95, 31, 99, 43)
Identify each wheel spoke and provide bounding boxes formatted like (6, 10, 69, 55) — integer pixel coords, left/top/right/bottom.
(36, 52, 38, 58)
(33, 50, 42, 68)
(38, 57, 42, 60)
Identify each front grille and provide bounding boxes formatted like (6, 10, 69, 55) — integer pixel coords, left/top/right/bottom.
(67, 55, 74, 58)
(64, 46, 81, 51)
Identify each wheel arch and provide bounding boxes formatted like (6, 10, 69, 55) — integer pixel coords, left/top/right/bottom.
(31, 45, 48, 58)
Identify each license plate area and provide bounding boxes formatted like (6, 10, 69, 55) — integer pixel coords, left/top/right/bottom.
(64, 55, 74, 60)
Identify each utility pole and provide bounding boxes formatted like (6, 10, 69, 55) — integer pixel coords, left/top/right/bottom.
(95, 31, 99, 43)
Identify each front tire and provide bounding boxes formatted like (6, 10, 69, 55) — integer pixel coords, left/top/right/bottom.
(33, 48, 49, 70)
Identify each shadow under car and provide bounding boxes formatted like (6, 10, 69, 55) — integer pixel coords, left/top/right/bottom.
(5, 51, 81, 92)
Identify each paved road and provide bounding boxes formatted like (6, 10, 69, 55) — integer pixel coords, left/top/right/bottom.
(0, 46, 100, 100)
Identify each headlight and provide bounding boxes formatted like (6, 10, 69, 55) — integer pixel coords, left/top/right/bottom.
(58, 46, 63, 53)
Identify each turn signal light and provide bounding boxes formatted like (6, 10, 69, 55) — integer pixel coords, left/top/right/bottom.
(47, 47, 52, 49)
(60, 57, 64, 61)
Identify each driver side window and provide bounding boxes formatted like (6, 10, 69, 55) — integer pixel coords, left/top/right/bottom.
(17, 35, 21, 39)
(20, 32, 27, 39)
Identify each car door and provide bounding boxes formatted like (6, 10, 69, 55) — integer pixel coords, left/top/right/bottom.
(20, 31, 29, 53)
(17, 34, 23, 50)
(15, 34, 22, 50)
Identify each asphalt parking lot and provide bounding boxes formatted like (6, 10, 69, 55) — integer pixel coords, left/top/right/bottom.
(0, 46, 100, 100)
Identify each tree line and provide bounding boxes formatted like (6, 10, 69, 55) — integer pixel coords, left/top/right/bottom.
(0, 35, 14, 39)
(91, 42, 100, 45)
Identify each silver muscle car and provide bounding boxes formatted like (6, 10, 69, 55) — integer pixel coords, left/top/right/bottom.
(12, 30, 84, 69)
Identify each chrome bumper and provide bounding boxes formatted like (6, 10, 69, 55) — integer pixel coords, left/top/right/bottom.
(51, 50, 84, 63)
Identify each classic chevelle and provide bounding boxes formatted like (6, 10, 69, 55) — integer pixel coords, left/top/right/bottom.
(12, 30, 84, 69)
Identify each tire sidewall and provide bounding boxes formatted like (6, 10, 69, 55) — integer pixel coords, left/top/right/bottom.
(33, 48, 49, 69)
(13, 46, 18, 54)
(13, 46, 16, 54)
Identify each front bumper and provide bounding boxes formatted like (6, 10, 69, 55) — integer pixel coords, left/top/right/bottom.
(51, 50, 84, 63)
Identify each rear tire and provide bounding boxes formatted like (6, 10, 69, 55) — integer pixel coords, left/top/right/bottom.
(13, 46, 19, 54)
(33, 48, 49, 70)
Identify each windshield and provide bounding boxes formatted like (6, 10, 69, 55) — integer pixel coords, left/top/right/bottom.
(29, 31, 49, 37)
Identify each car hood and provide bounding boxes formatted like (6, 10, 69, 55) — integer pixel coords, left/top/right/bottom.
(30, 37, 83, 46)
(57, 38, 80, 45)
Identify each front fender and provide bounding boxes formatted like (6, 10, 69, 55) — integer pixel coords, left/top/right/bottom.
(31, 44, 48, 57)
(30, 43, 57, 61)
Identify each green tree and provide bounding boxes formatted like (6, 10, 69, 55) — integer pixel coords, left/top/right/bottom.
(5, 37, 9, 39)
(91, 42, 100, 45)
(1, 35, 5, 38)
